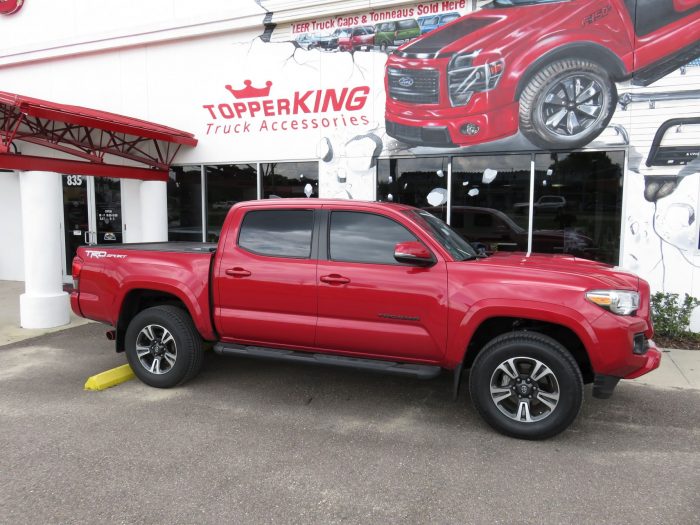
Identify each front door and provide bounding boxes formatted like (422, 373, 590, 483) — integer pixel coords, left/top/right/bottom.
(316, 209, 449, 361)
(61, 175, 123, 280)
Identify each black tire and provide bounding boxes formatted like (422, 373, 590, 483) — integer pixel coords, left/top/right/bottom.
(518, 58, 617, 150)
(125, 305, 203, 388)
(468, 331, 583, 440)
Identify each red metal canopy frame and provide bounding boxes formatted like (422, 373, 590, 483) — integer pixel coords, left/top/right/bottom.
(0, 91, 197, 181)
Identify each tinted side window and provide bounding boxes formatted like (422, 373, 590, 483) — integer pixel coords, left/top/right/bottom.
(330, 211, 417, 264)
(239, 210, 314, 258)
(398, 19, 418, 30)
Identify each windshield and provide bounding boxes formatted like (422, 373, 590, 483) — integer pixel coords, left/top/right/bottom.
(492, 0, 570, 6)
(408, 210, 477, 261)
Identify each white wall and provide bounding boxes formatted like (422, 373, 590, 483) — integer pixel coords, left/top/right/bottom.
(0, 172, 25, 281)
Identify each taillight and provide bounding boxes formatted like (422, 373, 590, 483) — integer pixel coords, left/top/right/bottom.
(72, 256, 83, 290)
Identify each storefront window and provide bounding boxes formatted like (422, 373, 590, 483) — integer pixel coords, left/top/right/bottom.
(534, 151, 623, 264)
(207, 164, 258, 240)
(377, 157, 449, 221)
(450, 155, 531, 253)
(168, 166, 203, 242)
(261, 162, 319, 199)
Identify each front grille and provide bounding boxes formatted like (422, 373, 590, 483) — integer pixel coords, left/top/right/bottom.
(388, 67, 439, 104)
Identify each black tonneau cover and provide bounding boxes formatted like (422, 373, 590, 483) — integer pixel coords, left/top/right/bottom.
(91, 242, 217, 253)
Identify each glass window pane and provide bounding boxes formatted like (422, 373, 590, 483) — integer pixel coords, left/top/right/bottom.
(207, 164, 257, 241)
(239, 210, 314, 258)
(94, 177, 122, 244)
(330, 211, 416, 265)
(534, 151, 623, 264)
(261, 162, 319, 199)
(450, 155, 531, 253)
(168, 166, 203, 242)
(377, 157, 448, 221)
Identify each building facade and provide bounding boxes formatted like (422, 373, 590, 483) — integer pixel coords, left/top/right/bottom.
(1, 0, 699, 327)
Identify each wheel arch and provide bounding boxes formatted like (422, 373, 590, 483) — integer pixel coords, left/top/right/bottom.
(116, 287, 210, 352)
(514, 42, 628, 100)
(455, 304, 597, 384)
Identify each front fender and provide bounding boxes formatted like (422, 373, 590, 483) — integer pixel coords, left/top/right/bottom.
(446, 298, 602, 368)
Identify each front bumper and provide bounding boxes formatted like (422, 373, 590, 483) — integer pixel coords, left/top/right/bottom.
(590, 337, 661, 398)
(623, 343, 662, 379)
(385, 100, 519, 147)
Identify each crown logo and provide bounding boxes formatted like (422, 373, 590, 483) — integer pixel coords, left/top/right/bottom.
(225, 80, 273, 99)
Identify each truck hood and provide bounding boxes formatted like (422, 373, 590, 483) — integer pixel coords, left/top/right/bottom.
(473, 252, 640, 290)
(399, 1, 576, 57)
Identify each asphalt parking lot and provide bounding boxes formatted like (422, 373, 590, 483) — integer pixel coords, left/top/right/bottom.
(1, 323, 699, 524)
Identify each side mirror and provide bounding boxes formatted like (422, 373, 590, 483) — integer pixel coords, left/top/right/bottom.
(394, 241, 435, 266)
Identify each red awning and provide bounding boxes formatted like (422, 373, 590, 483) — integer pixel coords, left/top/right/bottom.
(0, 91, 197, 181)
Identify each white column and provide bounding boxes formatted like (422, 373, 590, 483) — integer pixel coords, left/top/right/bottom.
(19, 171, 69, 328)
(140, 180, 168, 242)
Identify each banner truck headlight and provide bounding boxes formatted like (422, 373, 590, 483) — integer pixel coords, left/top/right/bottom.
(448, 50, 505, 107)
(586, 290, 640, 316)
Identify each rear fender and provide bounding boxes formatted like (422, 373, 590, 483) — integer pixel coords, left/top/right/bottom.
(116, 281, 216, 341)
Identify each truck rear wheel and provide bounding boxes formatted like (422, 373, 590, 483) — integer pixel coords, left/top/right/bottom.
(468, 331, 583, 440)
(518, 58, 617, 150)
(125, 305, 203, 388)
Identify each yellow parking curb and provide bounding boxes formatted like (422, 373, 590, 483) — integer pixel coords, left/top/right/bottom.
(84, 364, 135, 391)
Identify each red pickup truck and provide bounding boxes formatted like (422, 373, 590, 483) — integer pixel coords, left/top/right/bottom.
(385, 0, 700, 149)
(71, 200, 660, 439)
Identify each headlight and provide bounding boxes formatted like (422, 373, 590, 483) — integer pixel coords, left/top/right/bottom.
(586, 290, 640, 316)
(447, 51, 505, 107)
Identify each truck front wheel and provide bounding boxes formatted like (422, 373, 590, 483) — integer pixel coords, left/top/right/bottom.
(125, 305, 203, 388)
(518, 58, 617, 150)
(469, 331, 583, 440)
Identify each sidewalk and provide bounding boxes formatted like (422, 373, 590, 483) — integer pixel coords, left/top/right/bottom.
(632, 347, 700, 390)
(0, 279, 698, 390)
(0, 280, 90, 347)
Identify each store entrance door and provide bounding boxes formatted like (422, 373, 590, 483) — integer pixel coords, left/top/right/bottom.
(61, 175, 122, 280)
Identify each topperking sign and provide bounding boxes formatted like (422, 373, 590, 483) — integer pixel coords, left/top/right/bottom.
(0, 0, 23, 15)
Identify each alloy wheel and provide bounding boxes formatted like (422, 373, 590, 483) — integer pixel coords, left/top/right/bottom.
(540, 74, 606, 138)
(135, 324, 177, 375)
(489, 356, 560, 423)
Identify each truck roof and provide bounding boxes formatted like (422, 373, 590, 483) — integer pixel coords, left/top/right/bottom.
(231, 199, 416, 212)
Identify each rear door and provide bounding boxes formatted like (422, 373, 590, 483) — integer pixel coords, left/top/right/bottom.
(214, 206, 319, 348)
(315, 208, 448, 361)
(625, 0, 700, 71)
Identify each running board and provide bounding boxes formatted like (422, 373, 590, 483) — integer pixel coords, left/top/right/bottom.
(213, 343, 442, 379)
